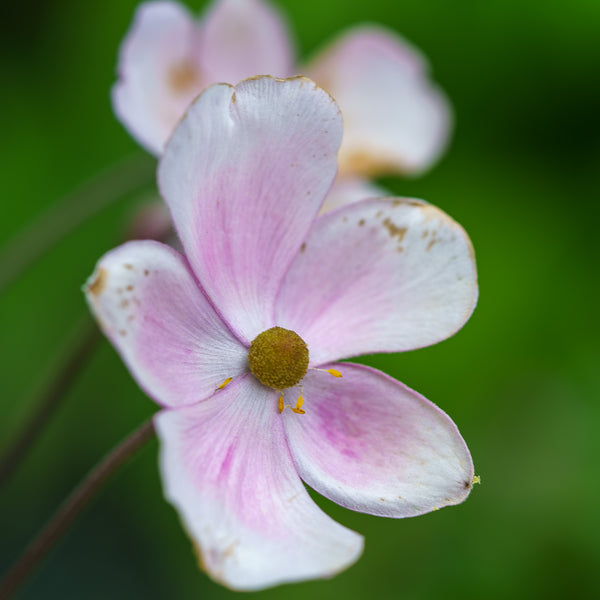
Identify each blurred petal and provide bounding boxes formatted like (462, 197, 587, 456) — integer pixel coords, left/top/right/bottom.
(156, 376, 363, 590)
(84, 240, 247, 408)
(284, 364, 474, 517)
(201, 0, 294, 83)
(306, 26, 452, 177)
(158, 76, 343, 342)
(112, 1, 204, 155)
(320, 176, 387, 214)
(125, 200, 174, 243)
(276, 198, 477, 365)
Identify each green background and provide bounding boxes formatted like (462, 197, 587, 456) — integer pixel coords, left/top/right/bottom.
(1, 0, 599, 598)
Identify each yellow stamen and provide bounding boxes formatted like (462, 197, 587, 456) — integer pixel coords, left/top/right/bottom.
(327, 368, 342, 378)
(216, 377, 232, 390)
(291, 394, 305, 415)
(278, 395, 284, 414)
(472, 475, 481, 485)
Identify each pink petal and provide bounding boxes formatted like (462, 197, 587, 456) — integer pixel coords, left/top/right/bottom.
(276, 198, 477, 365)
(125, 200, 174, 243)
(284, 364, 474, 517)
(200, 0, 294, 83)
(305, 26, 452, 177)
(320, 176, 387, 214)
(155, 376, 363, 590)
(158, 76, 343, 343)
(84, 240, 247, 408)
(112, 1, 205, 156)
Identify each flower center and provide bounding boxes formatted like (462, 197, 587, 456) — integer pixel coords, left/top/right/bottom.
(248, 327, 309, 390)
(168, 60, 200, 94)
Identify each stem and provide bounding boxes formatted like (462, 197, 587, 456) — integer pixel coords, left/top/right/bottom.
(0, 317, 101, 489)
(0, 419, 156, 600)
(0, 153, 155, 294)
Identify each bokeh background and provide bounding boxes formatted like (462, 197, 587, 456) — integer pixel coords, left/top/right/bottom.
(1, 0, 599, 598)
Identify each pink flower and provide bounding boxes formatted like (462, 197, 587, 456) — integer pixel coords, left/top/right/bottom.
(86, 76, 477, 590)
(113, 0, 451, 181)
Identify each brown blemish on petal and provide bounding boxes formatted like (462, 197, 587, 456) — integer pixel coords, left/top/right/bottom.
(144, 269, 149, 276)
(417, 202, 445, 223)
(382, 218, 407, 242)
(87, 268, 107, 297)
(119, 329, 127, 337)
(168, 60, 200, 94)
(126, 285, 134, 291)
(422, 229, 429, 238)
(120, 299, 130, 309)
(387, 197, 426, 208)
(426, 238, 438, 252)
(358, 219, 365, 226)
(191, 536, 239, 587)
(123, 264, 134, 271)
(300, 242, 306, 253)
(192, 540, 207, 575)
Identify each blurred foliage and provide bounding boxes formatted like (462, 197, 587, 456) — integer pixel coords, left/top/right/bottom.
(1, 0, 599, 598)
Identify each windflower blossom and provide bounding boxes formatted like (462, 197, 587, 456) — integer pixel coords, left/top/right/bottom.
(113, 0, 451, 183)
(86, 76, 477, 590)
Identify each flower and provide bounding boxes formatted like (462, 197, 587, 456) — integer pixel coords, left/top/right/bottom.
(85, 76, 477, 590)
(113, 0, 451, 182)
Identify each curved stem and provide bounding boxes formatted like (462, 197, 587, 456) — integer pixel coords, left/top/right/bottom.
(0, 153, 155, 294)
(0, 317, 102, 489)
(0, 419, 156, 600)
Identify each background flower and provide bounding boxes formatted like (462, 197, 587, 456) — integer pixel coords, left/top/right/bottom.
(113, 0, 451, 179)
(1, 1, 599, 599)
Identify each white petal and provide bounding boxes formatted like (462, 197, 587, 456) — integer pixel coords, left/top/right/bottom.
(156, 376, 363, 590)
(158, 76, 342, 342)
(200, 0, 294, 83)
(284, 365, 474, 517)
(84, 240, 247, 408)
(306, 26, 452, 176)
(276, 198, 478, 365)
(112, 1, 204, 155)
(320, 176, 387, 214)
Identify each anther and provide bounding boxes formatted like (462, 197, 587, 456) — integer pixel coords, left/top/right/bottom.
(291, 394, 305, 415)
(216, 377, 233, 390)
(311, 367, 343, 378)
